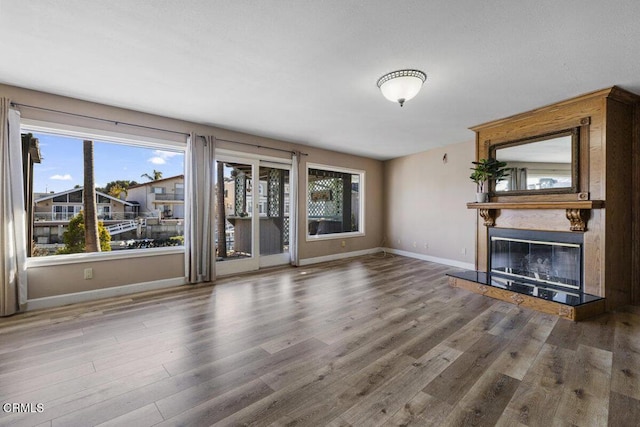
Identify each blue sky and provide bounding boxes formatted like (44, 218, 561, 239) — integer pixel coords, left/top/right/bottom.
(32, 132, 185, 194)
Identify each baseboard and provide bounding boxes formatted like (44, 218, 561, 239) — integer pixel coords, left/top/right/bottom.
(382, 247, 475, 270)
(26, 277, 187, 311)
(299, 247, 383, 266)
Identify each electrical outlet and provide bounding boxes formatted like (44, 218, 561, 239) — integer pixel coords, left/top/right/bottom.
(413, 241, 417, 248)
(84, 268, 93, 280)
(341, 240, 346, 248)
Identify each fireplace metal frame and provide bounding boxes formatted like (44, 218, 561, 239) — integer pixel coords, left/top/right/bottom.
(487, 227, 584, 291)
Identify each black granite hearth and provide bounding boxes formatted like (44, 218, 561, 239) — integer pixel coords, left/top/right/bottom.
(447, 270, 603, 307)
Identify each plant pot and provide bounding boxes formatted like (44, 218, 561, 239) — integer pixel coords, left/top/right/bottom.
(475, 192, 489, 203)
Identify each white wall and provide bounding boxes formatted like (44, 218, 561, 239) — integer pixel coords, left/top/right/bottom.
(383, 140, 477, 268)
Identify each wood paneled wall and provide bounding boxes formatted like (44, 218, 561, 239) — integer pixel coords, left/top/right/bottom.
(469, 87, 640, 310)
(633, 103, 640, 305)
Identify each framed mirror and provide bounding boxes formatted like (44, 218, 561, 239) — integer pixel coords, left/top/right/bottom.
(491, 128, 579, 195)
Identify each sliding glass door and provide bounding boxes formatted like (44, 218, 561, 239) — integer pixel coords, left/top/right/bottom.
(214, 153, 291, 275)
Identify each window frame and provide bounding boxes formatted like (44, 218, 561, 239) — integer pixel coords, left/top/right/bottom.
(52, 205, 82, 221)
(305, 163, 365, 241)
(22, 119, 187, 267)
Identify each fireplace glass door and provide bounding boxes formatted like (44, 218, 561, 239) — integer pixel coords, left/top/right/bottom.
(490, 236, 581, 290)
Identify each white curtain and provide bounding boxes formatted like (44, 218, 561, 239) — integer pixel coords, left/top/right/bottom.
(184, 133, 216, 283)
(289, 152, 300, 266)
(507, 167, 528, 191)
(1, 99, 28, 316)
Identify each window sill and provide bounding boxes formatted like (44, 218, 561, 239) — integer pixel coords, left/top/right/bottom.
(306, 231, 365, 242)
(26, 246, 185, 268)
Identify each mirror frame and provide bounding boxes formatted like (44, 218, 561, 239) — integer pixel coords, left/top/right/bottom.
(490, 127, 580, 196)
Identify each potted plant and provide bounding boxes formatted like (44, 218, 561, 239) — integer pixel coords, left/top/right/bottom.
(470, 158, 509, 202)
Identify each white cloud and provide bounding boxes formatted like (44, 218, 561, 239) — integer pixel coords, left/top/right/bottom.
(148, 150, 181, 165)
(149, 157, 166, 165)
(148, 150, 182, 164)
(50, 174, 72, 180)
(155, 150, 180, 158)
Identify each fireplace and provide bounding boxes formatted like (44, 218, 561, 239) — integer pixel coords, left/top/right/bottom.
(447, 226, 601, 319)
(489, 228, 583, 291)
(458, 87, 640, 317)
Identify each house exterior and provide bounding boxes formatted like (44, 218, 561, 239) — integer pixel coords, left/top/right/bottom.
(32, 188, 138, 245)
(127, 175, 185, 219)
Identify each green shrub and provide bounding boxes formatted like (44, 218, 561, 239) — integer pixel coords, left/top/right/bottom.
(57, 212, 111, 254)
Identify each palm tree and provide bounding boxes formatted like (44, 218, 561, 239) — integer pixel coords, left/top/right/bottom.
(83, 140, 100, 252)
(141, 169, 163, 181)
(108, 183, 128, 199)
(102, 180, 136, 198)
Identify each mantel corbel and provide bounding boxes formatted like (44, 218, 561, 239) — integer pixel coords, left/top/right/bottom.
(478, 208, 496, 226)
(566, 208, 590, 231)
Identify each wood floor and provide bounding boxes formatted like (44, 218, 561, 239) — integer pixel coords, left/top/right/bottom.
(0, 254, 639, 427)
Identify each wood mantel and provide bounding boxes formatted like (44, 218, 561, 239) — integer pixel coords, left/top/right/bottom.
(467, 201, 605, 210)
(467, 200, 604, 231)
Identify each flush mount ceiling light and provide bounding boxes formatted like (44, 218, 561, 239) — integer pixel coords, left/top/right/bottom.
(377, 69, 427, 107)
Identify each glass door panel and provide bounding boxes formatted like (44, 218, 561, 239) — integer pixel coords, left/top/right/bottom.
(258, 166, 291, 267)
(215, 158, 258, 274)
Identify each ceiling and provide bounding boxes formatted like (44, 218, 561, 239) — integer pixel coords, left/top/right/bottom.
(1, 1, 640, 161)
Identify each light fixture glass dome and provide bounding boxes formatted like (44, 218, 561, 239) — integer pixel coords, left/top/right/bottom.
(377, 69, 427, 107)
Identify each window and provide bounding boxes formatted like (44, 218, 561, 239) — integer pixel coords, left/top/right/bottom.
(52, 205, 81, 221)
(307, 164, 364, 238)
(98, 206, 111, 219)
(26, 130, 185, 257)
(68, 191, 82, 203)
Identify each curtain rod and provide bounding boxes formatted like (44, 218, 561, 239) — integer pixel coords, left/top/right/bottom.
(216, 138, 308, 156)
(11, 102, 308, 157)
(11, 102, 190, 137)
